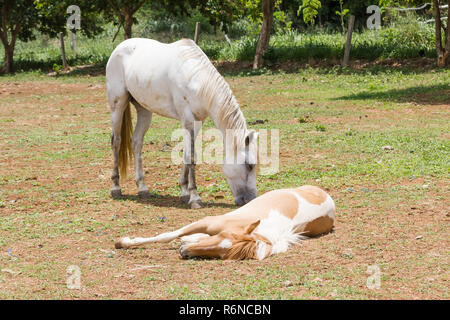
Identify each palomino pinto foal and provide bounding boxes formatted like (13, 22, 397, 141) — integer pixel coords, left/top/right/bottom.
(115, 185, 335, 260)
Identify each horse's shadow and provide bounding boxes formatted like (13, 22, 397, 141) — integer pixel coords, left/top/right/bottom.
(115, 192, 237, 210)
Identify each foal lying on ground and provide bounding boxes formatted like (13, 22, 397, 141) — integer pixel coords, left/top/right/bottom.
(115, 185, 335, 260)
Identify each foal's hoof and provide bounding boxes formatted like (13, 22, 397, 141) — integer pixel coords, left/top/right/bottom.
(189, 201, 202, 209)
(111, 189, 122, 199)
(114, 240, 124, 249)
(114, 237, 130, 249)
(138, 190, 151, 199)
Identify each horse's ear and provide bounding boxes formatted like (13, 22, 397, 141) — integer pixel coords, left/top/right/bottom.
(245, 220, 260, 234)
(245, 130, 258, 146)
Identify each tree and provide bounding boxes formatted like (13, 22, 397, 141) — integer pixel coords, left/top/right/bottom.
(0, 0, 39, 74)
(36, 0, 104, 38)
(253, 0, 276, 69)
(104, 0, 147, 40)
(334, 0, 349, 33)
(197, 0, 246, 34)
(298, 0, 322, 27)
(105, 0, 201, 40)
(432, 0, 450, 66)
(0, 0, 104, 74)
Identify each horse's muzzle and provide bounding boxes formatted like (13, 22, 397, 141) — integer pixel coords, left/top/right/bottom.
(179, 245, 190, 259)
(234, 193, 257, 206)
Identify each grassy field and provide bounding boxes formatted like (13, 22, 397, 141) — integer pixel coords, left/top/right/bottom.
(0, 63, 448, 299)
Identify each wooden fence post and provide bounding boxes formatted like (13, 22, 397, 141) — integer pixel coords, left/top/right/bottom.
(194, 22, 200, 43)
(342, 15, 355, 67)
(59, 32, 69, 69)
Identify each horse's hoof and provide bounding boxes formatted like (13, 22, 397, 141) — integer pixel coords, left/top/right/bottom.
(111, 189, 122, 199)
(190, 201, 202, 209)
(181, 195, 190, 204)
(138, 190, 151, 199)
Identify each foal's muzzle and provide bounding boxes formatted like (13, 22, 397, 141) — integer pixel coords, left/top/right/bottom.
(179, 245, 190, 259)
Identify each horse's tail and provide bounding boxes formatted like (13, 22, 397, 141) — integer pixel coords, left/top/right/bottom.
(119, 103, 133, 182)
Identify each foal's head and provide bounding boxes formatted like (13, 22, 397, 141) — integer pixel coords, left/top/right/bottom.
(179, 220, 272, 260)
(222, 130, 259, 206)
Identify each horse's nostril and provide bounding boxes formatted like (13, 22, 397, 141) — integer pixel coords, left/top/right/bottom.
(235, 197, 245, 206)
(245, 194, 256, 203)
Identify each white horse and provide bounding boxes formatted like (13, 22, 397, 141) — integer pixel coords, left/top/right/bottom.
(106, 38, 258, 208)
(115, 185, 336, 260)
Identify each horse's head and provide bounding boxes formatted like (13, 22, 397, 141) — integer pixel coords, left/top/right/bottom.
(179, 220, 272, 260)
(223, 130, 258, 206)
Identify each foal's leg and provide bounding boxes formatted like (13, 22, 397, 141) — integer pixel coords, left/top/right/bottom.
(181, 120, 202, 209)
(115, 216, 218, 249)
(131, 100, 152, 197)
(180, 233, 210, 246)
(109, 93, 130, 198)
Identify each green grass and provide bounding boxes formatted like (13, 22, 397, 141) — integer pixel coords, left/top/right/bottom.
(0, 65, 448, 299)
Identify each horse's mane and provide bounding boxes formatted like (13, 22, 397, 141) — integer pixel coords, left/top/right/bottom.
(176, 39, 247, 146)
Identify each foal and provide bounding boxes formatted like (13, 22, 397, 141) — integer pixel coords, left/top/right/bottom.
(115, 185, 335, 260)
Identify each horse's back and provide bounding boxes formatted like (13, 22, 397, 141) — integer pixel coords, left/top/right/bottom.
(106, 38, 202, 120)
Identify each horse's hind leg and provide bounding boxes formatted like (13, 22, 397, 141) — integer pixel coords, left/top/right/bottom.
(115, 217, 217, 249)
(131, 100, 152, 197)
(109, 93, 130, 198)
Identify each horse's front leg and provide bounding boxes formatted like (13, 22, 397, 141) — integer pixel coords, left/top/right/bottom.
(179, 164, 190, 204)
(181, 121, 202, 209)
(131, 101, 152, 197)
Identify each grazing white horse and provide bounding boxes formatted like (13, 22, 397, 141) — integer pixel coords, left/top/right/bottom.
(106, 38, 258, 208)
(115, 185, 335, 260)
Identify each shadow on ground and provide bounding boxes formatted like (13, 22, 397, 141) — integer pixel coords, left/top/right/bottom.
(115, 192, 237, 210)
(335, 83, 450, 105)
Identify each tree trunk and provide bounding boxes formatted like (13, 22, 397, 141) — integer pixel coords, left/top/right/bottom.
(0, 27, 16, 74)
(433, 0, 450, 66)
(124, 13, 133, 40)
(445, 1, 450, 64)
(0, 44, 14, 74)
(253, 0, 276, 69)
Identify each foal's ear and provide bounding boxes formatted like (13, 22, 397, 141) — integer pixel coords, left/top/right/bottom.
(245, 130, 259, 146)
(245, 220, 260, 234)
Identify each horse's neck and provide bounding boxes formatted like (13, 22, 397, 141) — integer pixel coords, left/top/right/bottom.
(208, 99, 247, 158)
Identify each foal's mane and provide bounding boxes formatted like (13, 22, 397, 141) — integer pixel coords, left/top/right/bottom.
(224, 238, 257, 260)
(176, 39, 248, 145)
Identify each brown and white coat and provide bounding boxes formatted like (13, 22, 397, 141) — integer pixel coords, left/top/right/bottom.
(115, 185, 335, 260)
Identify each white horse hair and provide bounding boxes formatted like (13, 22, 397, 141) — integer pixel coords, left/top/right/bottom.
(106, 38, 258, 207)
